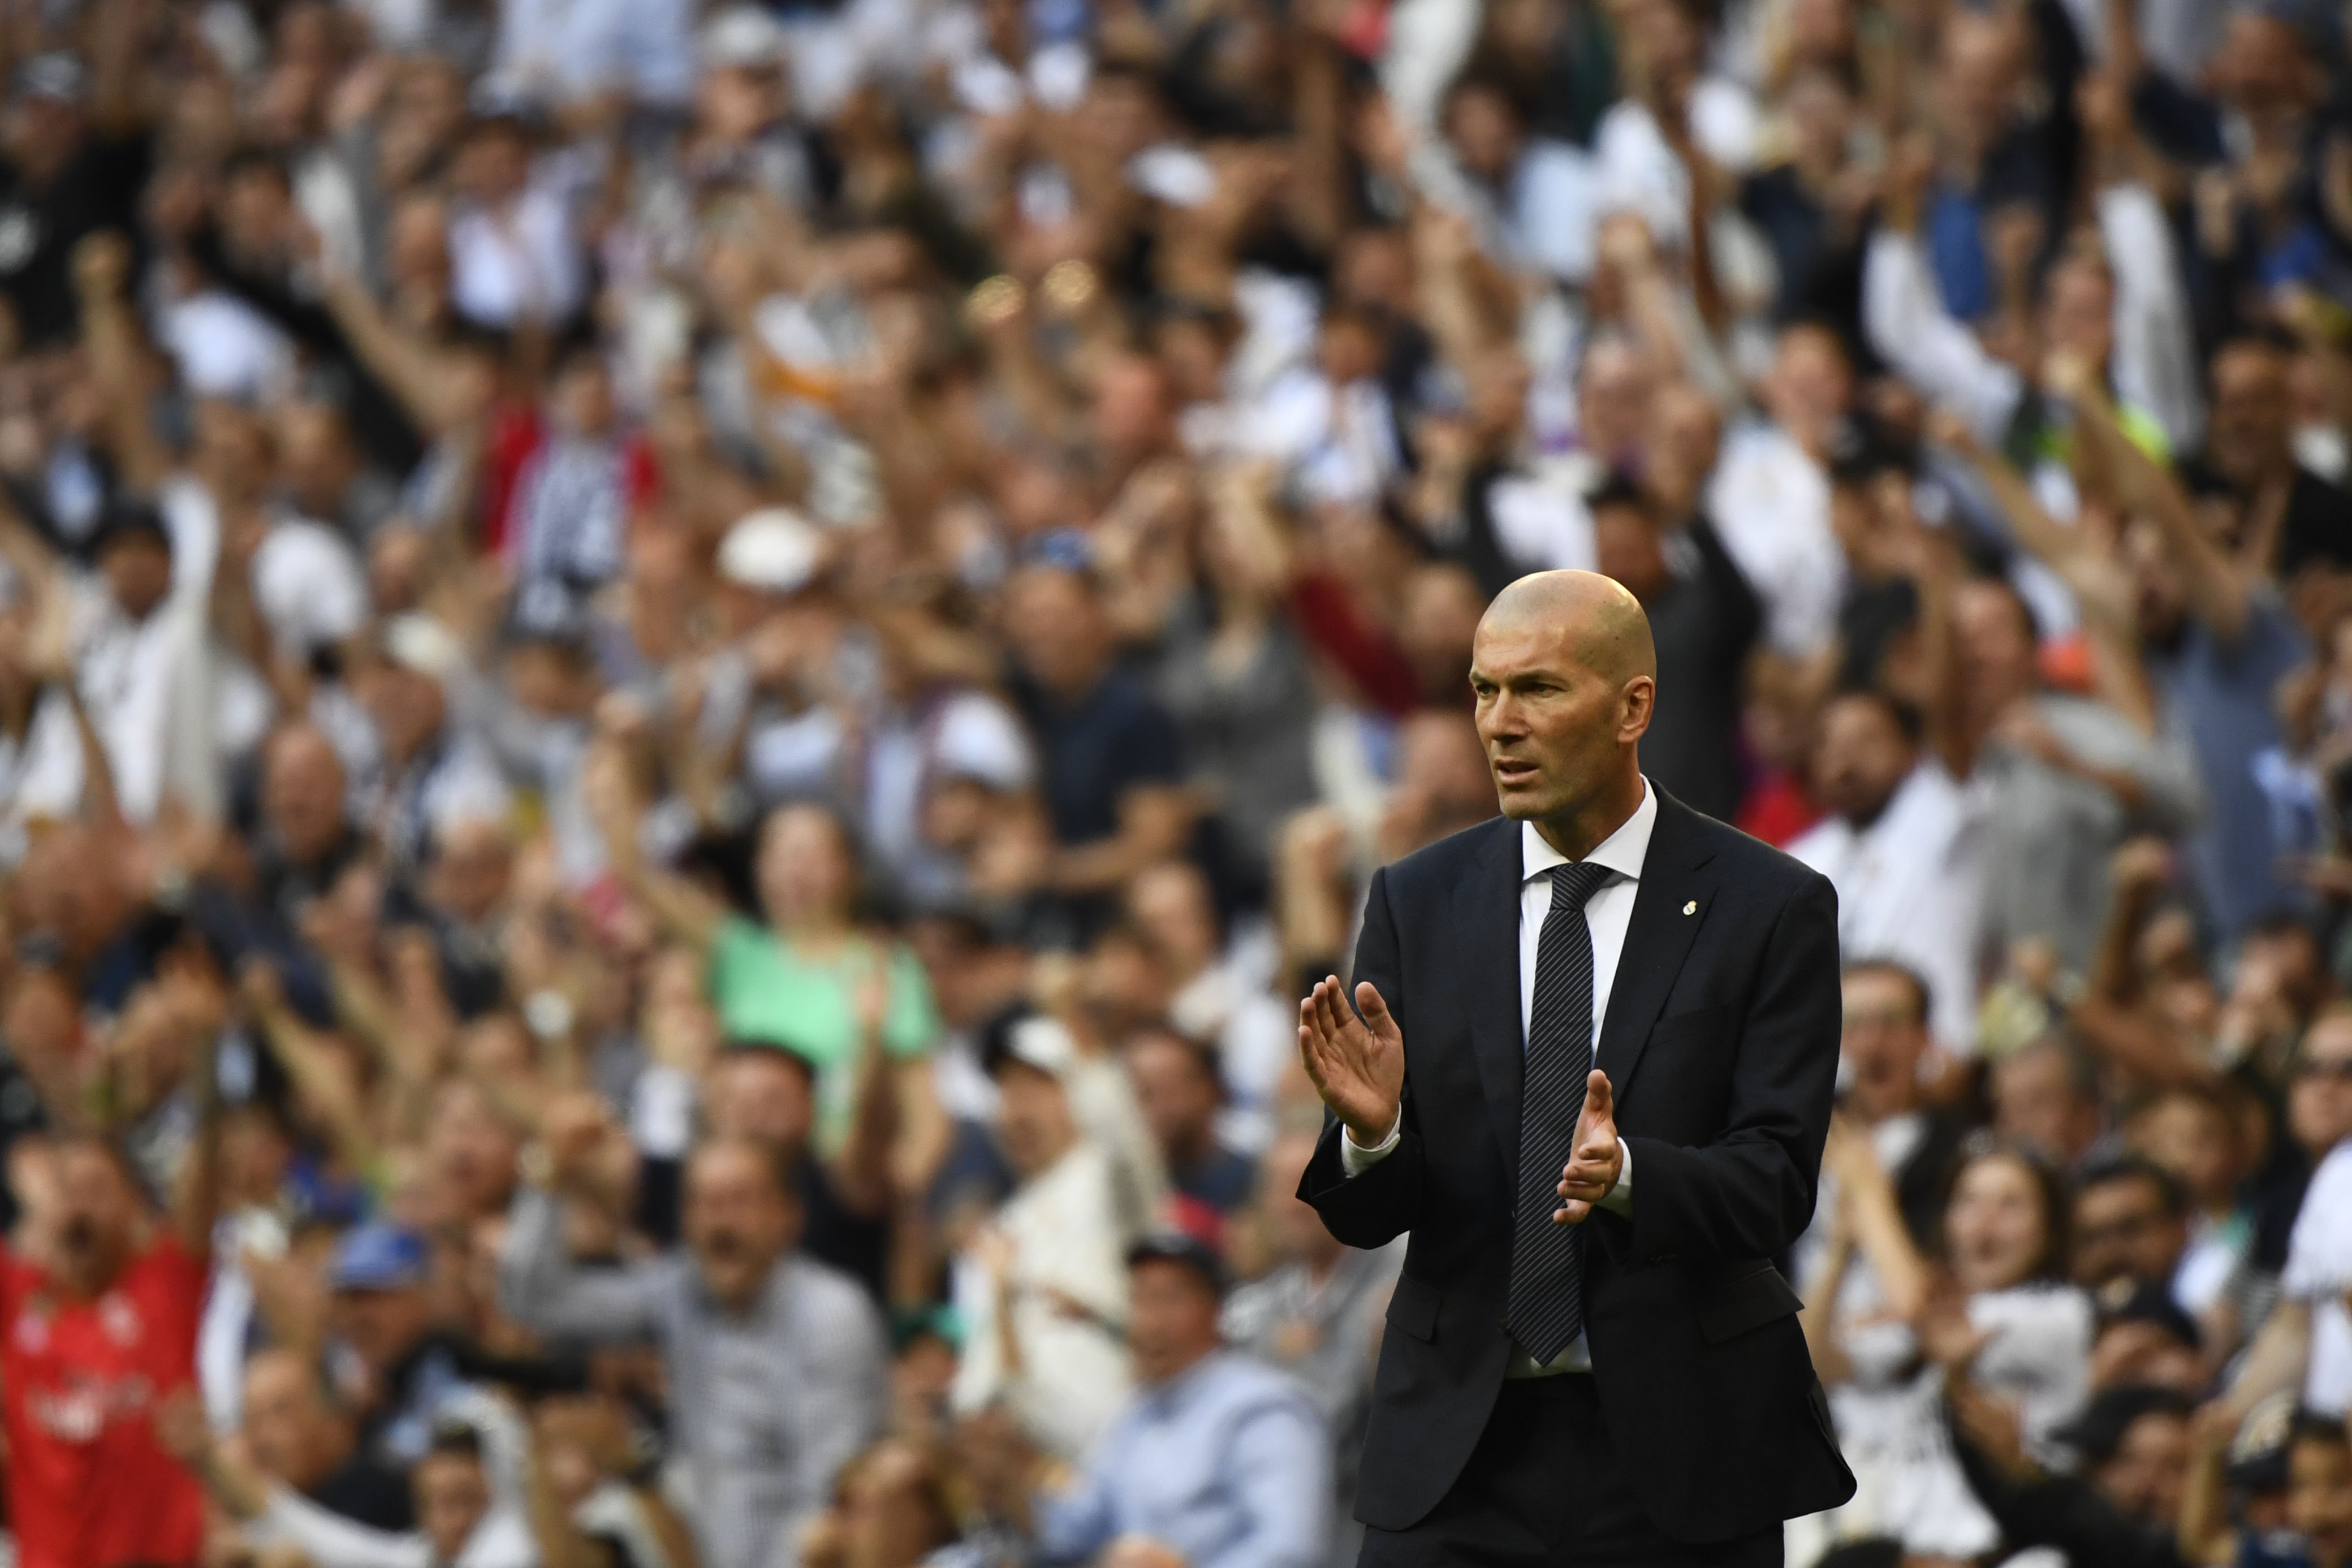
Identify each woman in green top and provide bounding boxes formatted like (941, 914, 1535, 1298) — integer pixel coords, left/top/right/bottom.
(594, 785, 946, 1158)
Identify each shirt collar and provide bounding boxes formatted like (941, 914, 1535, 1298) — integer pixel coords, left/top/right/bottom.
(1520, 777, 1656, 888)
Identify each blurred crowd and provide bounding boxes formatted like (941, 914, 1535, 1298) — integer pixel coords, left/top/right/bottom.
(1, 0, 2352, 1559)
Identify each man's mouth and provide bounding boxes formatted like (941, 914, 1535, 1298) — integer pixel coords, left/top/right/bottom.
(1492, 758, 1538, 784)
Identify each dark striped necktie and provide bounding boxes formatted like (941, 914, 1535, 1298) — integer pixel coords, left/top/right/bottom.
(1506, 859, 1615, 1364)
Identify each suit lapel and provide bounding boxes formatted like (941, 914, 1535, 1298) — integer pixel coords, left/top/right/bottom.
(1594, 790, 1719, 1102)
(1457, 818, 1529, 1175)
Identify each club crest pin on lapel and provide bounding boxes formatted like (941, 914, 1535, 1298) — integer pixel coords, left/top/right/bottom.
(1682, 900, 1697, 915)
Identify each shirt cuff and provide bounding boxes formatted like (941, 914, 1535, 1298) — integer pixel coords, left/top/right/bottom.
(1339, 1109, 1402, 1176)
(1598, 1138, 1633, 1217)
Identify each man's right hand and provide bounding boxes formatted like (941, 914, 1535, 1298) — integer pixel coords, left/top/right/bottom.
(1298, 975, 1405, 1147)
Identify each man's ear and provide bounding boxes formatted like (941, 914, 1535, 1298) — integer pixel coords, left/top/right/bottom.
(1619, 675, 1657, 741)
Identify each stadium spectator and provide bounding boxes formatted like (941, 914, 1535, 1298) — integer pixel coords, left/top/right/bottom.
(951, 1012, 1134, 1461)
(2, 1116, 219, 1568)
(235, 1345, 415, 1531)
(1221, 1128, 1401, 1568)
(2073, 1156, 2193, 1299)
(499, 1130, 887, 1568)
(1125, 1027, 1255, 1222)
(1790, 693, 1984, 1053)
(969, 1233, 1330, 1568)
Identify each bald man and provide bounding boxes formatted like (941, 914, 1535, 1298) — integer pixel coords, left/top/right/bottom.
(1296, 571, 1853, 1565)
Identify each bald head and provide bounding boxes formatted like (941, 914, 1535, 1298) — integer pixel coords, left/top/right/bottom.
(1471, 571, 1656, 849)
(263, 723, 349, 864)
(1482, 571, 1657, 686)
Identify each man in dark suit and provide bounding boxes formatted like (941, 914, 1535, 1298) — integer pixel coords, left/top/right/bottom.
(1296, 570, 1854, 1566)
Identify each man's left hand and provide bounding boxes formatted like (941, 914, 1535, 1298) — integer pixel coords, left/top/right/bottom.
(1553, 1070, 1621, 1223)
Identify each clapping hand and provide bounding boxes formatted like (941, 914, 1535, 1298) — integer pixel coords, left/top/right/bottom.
(1297, 976, 1406, 1147)
(1916, 1271, 1991, 1371)
(1552, 1071, 1622, 1223)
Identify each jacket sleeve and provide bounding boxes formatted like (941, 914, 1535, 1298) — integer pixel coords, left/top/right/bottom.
(1296, 867, 1424, 1249)
(1616, 875, 1841, 1264)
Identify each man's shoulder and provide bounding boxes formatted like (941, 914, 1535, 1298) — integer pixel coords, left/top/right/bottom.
(1376, 815, 1513, 895)
(1186, 1350, 1325, 1427)
(1676, 796, 1833, 904)
(1377, 802, 1828, 900)
(780, 1252, 886, 1343)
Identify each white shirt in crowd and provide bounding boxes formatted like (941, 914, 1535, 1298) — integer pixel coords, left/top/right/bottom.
(257, 1489, 536, 1568)
(1167, 925, 1295, 1156)
(70, 577, 185, 824)
(1704, 421, 1846, 659)
(1809, 1280, 2091, 1560)
(1789, 762, 1987, 1055)
(950, 1138, 1136, 1461)
(0, 685, 84, 865)
(1863, 182, 2202, 457)
(1593, 81, 1759, 253)
(1486, 460, 1600, 578)
(161, 291, 295, 404)
(448, 183, 588, 330)
(1241, 372, 1403, 507)
(489, 0, 695, 110)
(252, 517, 369, 659)
(2284, 1138, 2352, 1416)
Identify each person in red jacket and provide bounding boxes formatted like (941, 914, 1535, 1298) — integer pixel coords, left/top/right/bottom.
(2, 1047, 221, 1568)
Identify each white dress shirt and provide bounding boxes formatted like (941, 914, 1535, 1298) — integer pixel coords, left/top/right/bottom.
(1703, 422, 1848, 659)
(1861, 230, 2025, 448)
(1343, 781, 1652, 1373)
(1788, 761, 1984, 1053)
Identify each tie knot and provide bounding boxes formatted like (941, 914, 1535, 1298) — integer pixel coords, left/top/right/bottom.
(1548, 860, 1613, 906)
